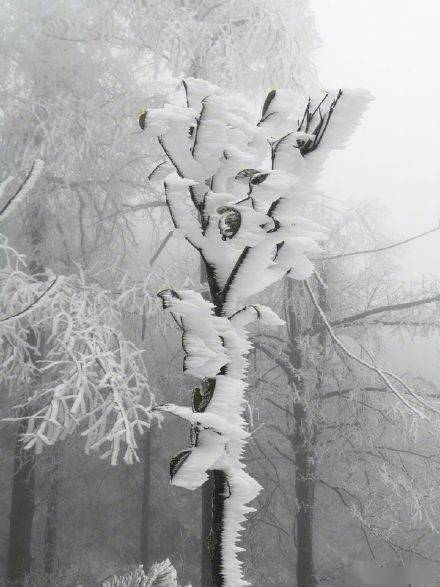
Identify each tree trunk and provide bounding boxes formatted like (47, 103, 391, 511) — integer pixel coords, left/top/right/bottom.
(201, 473, 214, 587)
(6, 412, 36, 586)
(197, 258, 227, 586)
(200, 258, 219, 587)
(285, 280, 318, 587)
(43, 445, 61, 583)
(7, 195, 46, 586)
(209, 470, 227, 587)
(292, 404, 318, 587)
(140, 426, 152, 569)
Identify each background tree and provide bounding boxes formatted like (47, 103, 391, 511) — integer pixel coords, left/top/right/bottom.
(0, 160, 157, 584)
(246, 202, 440, 585)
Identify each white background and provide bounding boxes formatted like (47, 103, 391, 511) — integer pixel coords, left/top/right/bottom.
(311, 0, 440, 279)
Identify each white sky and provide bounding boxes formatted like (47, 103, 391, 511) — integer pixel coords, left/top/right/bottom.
(310, 0, 440, 279)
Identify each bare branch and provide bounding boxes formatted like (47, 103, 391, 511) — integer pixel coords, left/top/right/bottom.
(304, 280, 439, 417)
(321, 223, 440, 261)
(321, 386, 385, 401)
(149, 231, 173, 266)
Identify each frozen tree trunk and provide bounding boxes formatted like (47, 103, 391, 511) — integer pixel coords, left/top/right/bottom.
(286, 281, 318, 587)
(6, 410, 36, 586)
(7, 197, 46, 586)
(140, 426, 152, 568)
(43, 446, 61, 582)
(200, 258, 215, 587)
(292, 403, 318, 587)
(204, 268, 227, 587)
(210, 470, 228, 587)
(201, 474, 214, 587)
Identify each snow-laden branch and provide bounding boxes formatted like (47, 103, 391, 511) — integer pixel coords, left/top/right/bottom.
(156, 289, 283, 583)
(0, 262, 157, 465)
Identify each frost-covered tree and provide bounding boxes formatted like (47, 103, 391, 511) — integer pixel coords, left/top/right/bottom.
(0, 5, 168, 579)
(9, 4, 319, 576)
(139, 78, 370, 586)
(0, 0, 165, 272)
(120, 0, 317, 98)
(46, 0, 317, 100)
(249, 208, 440, 585)
(0, 161, 157, 585)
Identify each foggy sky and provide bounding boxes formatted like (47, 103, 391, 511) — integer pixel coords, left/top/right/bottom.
(311, 0, 440, 280)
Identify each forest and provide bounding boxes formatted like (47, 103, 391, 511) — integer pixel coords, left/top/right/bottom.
(1, 1, 440, 586)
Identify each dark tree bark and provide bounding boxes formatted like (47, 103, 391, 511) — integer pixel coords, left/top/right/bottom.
(209, 470, 227, 587)
(140, 426, 153, 569)
(201, 473, 214, 587)
(200, 261, 227, 587)
(6, 411, 36, 586)
(285, 280, 319, 587)
(42, 445, 61, 583)
(291, 403, 318, 587)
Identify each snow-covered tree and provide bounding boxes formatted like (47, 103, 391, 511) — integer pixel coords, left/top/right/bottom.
(0, 159, 157, 584)
(248, 206, 440, 585)
(0, 162, 156, 461)
(120, 0, 317, 97)
(140, 78, 370, 585)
